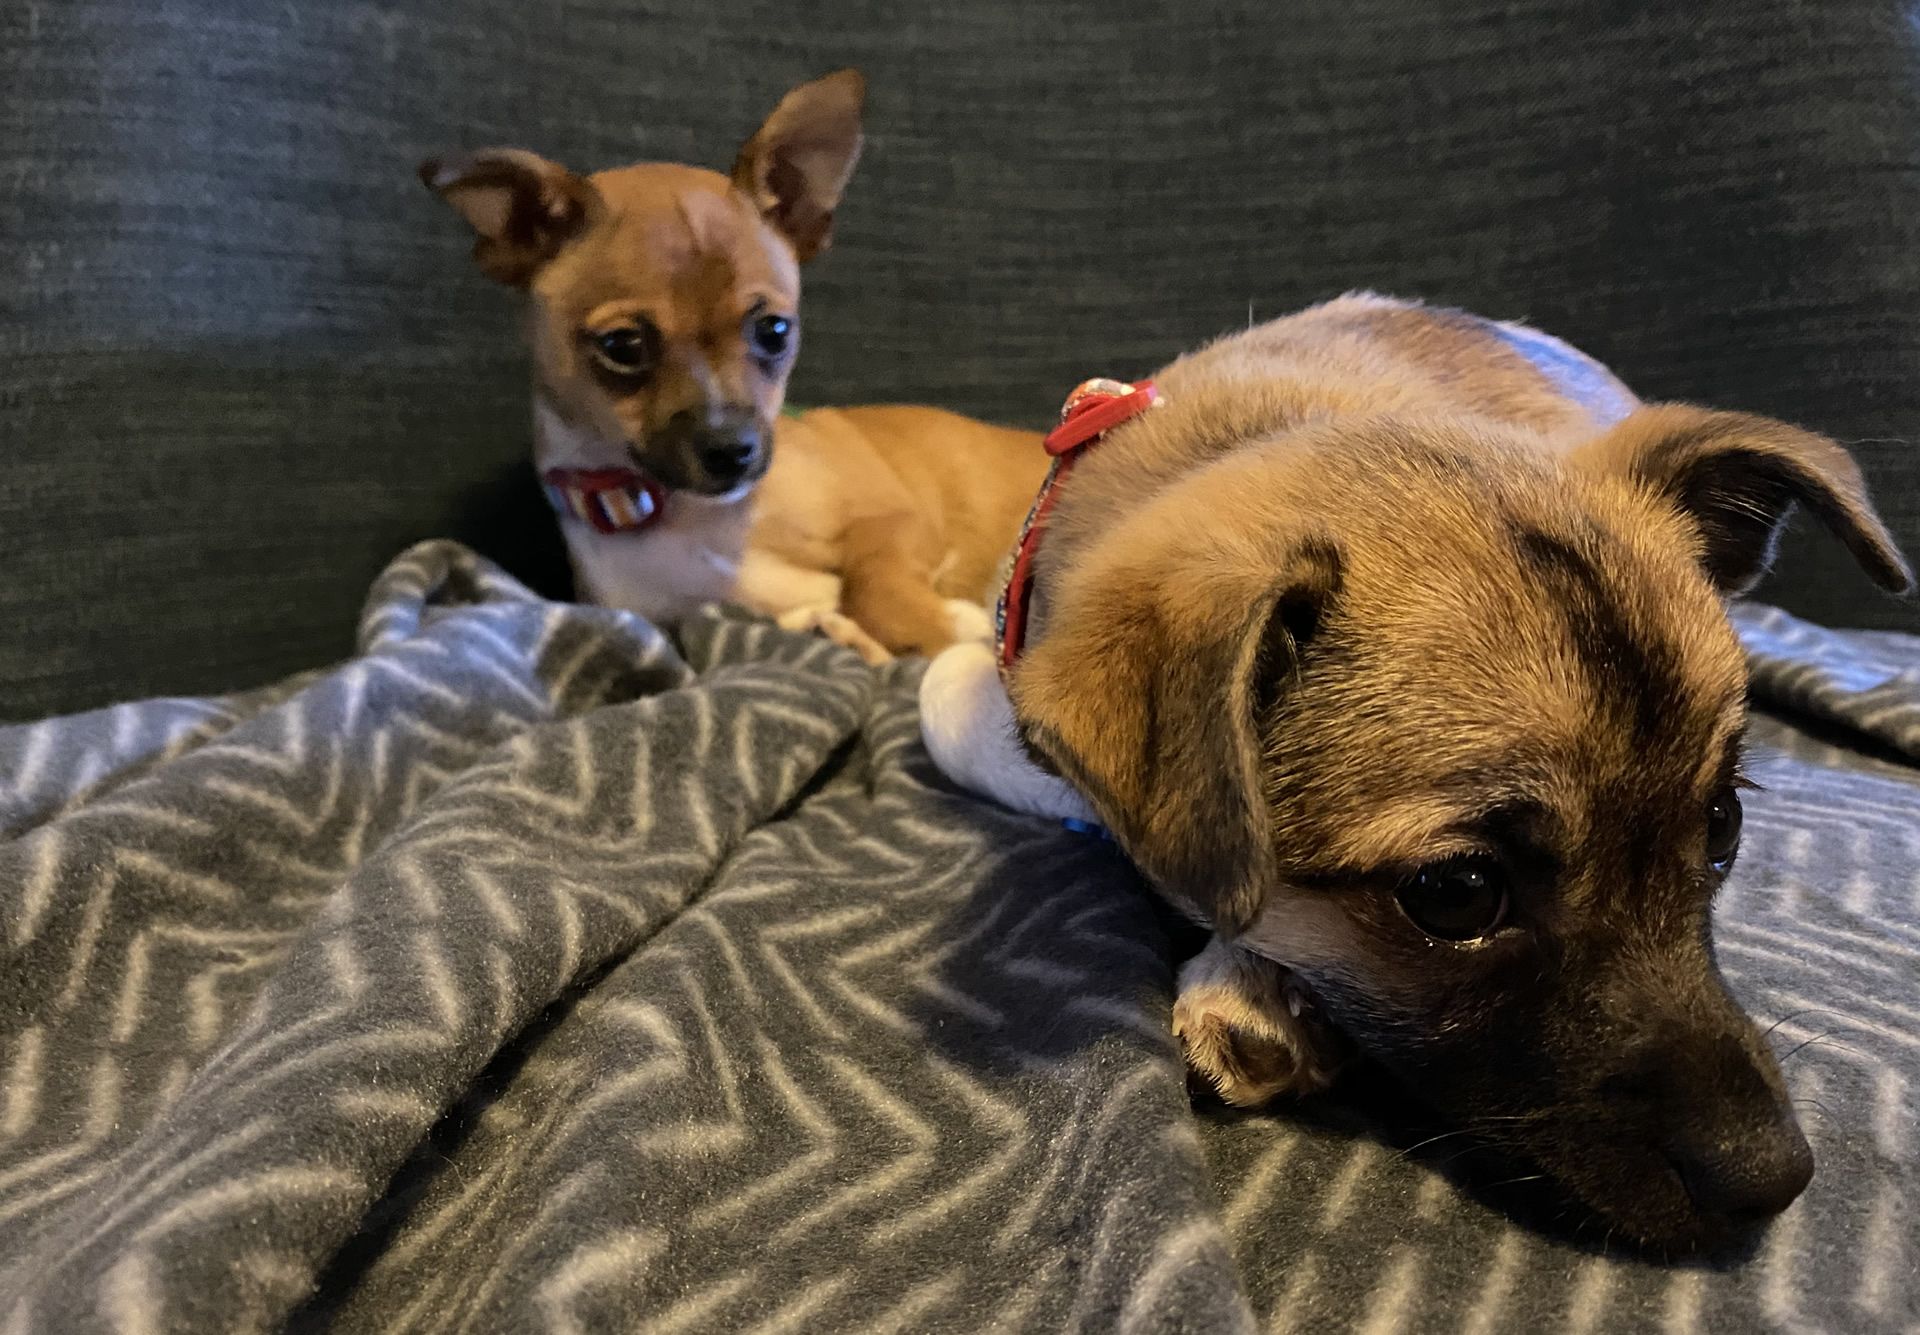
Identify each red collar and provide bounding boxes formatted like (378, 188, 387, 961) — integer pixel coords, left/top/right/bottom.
(994, 378, 1161, 670)
(541, 466, 669, 534)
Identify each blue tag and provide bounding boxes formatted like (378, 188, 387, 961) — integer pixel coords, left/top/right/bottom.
(1488, 321, 1637, 427)
(1061, 817, 1114, 841)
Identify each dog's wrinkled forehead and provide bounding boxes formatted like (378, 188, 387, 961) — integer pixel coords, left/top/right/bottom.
(1272, 443, 1749, 872)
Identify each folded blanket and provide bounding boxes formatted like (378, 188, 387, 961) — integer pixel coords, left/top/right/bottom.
(0, 542, 1913, 1333)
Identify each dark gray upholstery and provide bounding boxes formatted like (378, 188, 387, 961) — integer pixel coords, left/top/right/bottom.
(4, 0, 1918, 719)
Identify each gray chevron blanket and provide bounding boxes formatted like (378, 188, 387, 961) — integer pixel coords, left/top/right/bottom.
(1, 541, 1915, 1334)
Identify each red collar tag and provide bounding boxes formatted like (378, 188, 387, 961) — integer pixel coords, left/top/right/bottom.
(994, 378, 1160, 671)
(1042, 379, 1161, 455)
(542, 467, 669, 535)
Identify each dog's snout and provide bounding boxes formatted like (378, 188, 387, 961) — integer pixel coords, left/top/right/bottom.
(645, 409, 766, 494)
(1662, 1116, 1813, 1224)
(1599, 1015, 1813, 1233)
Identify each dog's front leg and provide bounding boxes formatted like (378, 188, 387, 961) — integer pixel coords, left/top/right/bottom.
(774, 605, 895, 665)
(1173, 935, 1351, 1107)
(836, 512, 988, 657)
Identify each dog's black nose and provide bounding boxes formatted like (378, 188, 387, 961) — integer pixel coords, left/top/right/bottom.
(648, 409, 765, 494)
(697, 435, 758, 479)
(1662, 1118, 1814, 1225)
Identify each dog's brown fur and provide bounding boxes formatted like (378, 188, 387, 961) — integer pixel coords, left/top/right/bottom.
(1009, 294, 1913, 1249)
(424, 72, 1045, 659)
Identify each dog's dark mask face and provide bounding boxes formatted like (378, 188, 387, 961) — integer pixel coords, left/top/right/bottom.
(1014, 406, 1911, 1251)
(1235, 500, 1813, 1250)
(1304, 931, 1811, 1252)
(1249, 697, 1811, 1251)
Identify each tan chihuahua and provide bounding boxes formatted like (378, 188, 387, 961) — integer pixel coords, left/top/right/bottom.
(422, 71, 1044, 660)
(1000, 294, 1912, 1250)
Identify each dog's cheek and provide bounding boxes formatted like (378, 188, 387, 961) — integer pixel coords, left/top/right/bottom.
(1307, 971, 1710, 1243)
(1514, 1122, 1705, 1247)
(1243, 887, 1589, 1112)
(1315, 979, 1549, 1111)
(1271, 903, 1737, 1248)
(749, 357, 794, 423)
(1308, 933, 1573, 1117)
(1249, 890, 1482, 1010)
(1237, 889, 1416, 993)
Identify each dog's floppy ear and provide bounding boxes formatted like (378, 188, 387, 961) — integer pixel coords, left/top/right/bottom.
(419, 149, 604, 286)
(1574, 403, 1913, 596)
(1011, 539, 1343, 936)
(731, 69, 866, 262)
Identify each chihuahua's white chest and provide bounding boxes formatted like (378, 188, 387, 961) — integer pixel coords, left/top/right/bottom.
(561, 500, 844, 627)
(563, 513, 744, 625)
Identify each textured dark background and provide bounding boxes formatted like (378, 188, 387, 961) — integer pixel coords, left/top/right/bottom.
(4, 0, 1918, 718)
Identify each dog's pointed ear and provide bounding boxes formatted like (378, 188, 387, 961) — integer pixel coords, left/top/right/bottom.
(1011, 539, 1343, 936)
(419, 149, 603, 286)
(1572, 403, 1913, 596)
(731, 69, 866, 262)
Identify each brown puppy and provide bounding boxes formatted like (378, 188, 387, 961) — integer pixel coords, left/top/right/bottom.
(1006, 294, 1913, 1250)
(423, 71, 1045, 660)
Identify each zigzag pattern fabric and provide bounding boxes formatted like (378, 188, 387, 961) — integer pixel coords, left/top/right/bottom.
(0, 543, 1913, 1332)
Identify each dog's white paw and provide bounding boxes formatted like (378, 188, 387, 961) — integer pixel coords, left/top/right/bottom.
(776, 605, 894, 666)
(1173, 938, 1350, 1107)
(942, 598, 995, 644)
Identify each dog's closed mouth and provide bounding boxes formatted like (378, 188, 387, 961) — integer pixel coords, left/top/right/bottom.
(1524, 1134, 1805, 1258)
(701, 479, 758, 505)
(1276, 1060, 1806, 1259)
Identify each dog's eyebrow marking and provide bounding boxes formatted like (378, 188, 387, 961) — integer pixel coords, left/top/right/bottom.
(1290, 785, 1560, 881)
(1458, 796, 1557, 845)
(1510, 526, 1686, 746)
(583, 300, 657, 329)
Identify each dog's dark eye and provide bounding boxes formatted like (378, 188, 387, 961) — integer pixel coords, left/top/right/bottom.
(1705, 788, 1743, 872)
(1397, 857, 1509, 942)
(752, 313, 794, 359)
(589, 323, 657, 376)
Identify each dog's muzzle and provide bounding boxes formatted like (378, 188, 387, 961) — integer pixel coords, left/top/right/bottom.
(647, 409, 767, 494)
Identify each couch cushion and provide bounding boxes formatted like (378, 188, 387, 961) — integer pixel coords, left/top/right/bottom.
(3, 0, 1915, 717)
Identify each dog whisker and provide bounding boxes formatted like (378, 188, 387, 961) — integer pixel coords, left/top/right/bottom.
(1760, 1006, 1834, 1042)
(1790, 1095, 1846, 1137)
(1789, 1097, 1857, 1151)
(1770, 1012, 1878, 1056)
(1483, 1173, 1548, 1190)
(1779, 1030, 1842, 1067)
(1391, 1128, 1479, 1161)
(1389, 1108, 1557, 1166)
